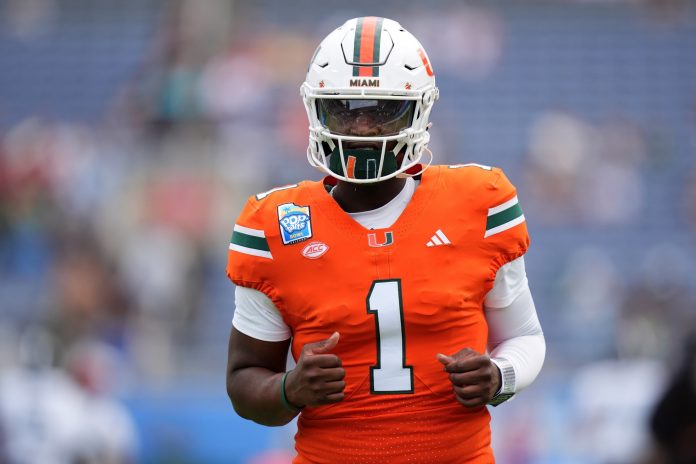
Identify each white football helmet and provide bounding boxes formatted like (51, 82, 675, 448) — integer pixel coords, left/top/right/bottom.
(301, 17, 439, 183)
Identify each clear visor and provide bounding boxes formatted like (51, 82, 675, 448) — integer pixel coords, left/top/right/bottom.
(316, 99, 415, 137)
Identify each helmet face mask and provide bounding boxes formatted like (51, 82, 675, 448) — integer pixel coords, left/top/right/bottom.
(301, 17, 439, 184)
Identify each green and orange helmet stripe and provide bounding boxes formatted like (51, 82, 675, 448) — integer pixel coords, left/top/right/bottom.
(352, 17, 385, 77)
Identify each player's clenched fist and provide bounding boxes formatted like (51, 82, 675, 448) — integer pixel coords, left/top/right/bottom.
(436, 348, 501, 408)
(284, 332, 346, 408)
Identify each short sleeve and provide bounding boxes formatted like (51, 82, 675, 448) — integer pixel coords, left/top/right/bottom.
(484, 168, 530, 273)
(232, 286, 291, 341)
(226, 197, 279, 303)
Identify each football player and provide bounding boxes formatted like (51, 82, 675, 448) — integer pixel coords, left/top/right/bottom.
(226, 17, 545, 463)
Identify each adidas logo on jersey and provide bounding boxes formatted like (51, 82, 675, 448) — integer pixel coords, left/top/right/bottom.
(426, 229, 451, 247)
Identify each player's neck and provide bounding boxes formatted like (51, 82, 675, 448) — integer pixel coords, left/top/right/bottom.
(332, 177, 407, 213)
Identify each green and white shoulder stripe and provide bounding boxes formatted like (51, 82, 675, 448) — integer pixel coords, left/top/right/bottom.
(485, 196, 525, 238)
(229, 224, 272, 259)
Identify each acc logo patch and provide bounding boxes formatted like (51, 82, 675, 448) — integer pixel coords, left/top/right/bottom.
(301, 241, 329, 259)
(277, 203, 312, 245)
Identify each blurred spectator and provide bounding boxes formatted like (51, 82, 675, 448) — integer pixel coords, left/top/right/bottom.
(686, 165, 696, 239)
(569, 358, 666, 463)
(198, 45, 271, 121)
(556, 241, 694, 463)
(48, 230, 132, 356)
(0, 118, 58, 282)
(3, 0, 57, 41)
(618, 243, 696, 360)
(559, 246, 623, 359)
(408, 5, 504, 80)
(650, 334, 696, 464)
(524, 111, 646, 226)
(63, 341, 138, 463)
(0, 327, 137, 464)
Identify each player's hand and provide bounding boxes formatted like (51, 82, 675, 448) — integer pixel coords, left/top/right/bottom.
(436, 348, 501, 408)
(284, 332, 345, 408)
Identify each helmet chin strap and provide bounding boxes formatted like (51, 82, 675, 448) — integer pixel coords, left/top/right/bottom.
(397, 146, 433, 179)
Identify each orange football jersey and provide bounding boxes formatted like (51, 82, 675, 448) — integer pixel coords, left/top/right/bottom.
(227, 165, 530, 463)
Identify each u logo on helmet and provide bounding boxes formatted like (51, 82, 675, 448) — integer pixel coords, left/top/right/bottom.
(346, 156, 357, 179)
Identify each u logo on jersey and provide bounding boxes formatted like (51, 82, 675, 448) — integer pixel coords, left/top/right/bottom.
(367, 231, 394, 247)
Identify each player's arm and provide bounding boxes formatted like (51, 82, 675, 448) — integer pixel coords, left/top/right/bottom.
(436, 349, 502, 408)
(226, 287, 346, 426)
(437, 257, 545, 407)
(226, 328, 296, 426)
(484, 257, 546, 404)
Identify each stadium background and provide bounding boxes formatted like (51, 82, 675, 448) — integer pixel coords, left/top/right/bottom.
(1, 0, 695, 462)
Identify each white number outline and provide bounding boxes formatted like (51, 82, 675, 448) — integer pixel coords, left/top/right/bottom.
(366, 279, 414, 394)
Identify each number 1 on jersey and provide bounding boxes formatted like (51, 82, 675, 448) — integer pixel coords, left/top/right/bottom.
(367, 279, 414, 394)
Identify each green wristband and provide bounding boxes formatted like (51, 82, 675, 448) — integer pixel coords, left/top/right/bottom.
(281, 371, 304, 413)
